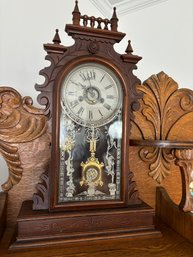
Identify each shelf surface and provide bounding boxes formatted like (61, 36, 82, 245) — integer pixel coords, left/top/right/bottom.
(130, 139, 193, 149)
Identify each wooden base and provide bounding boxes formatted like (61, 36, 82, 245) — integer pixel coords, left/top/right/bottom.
(10, 200, 161, 251)
(156, 186, 193, 244)
(1, 222, 193, 257)
(0, 192, 7, 240)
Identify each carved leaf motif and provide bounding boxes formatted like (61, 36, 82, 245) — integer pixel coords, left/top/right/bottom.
(131, 72, 193, 183)
(138, 72, 178, 140)
(0, 141, 22, 191)
(0, 87, 48, 191)
(0, 87, 47, 143)
(140, 147, 174, 183)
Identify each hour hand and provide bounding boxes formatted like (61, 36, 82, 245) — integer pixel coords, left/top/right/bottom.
(78, 83, 86, 89)
(71, 81, 86, 89)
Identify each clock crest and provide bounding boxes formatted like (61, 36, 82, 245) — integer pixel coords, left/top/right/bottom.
(11, 1, 160, 250)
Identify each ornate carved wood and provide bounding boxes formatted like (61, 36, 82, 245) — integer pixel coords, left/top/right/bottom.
(0, 87, 48, 192)
(131, 72, 193, 184)
(33, 169, 49, 210)
(35, 2, 143, 210)
(6, 133, 50, 227)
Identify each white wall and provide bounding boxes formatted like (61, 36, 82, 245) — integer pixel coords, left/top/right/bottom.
(115, 0, 193, 87)
(0, 0, 192, 190)
(0, 0, 102, 191)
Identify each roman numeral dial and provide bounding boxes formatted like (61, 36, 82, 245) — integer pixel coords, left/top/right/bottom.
(61, 62, 123, 127)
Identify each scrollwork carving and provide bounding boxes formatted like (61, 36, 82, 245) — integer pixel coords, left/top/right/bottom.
(0, 87, 48, 191)
(139, 147, 174, 183)
(131, 72, 193, 183)
(0, 141, 22, 191)
(33, 170, 49, 210)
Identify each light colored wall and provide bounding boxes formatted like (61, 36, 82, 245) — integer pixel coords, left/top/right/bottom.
(0, 0, 102, 191)
(115, 0, 193, 87)
(0, 0, 192, 191)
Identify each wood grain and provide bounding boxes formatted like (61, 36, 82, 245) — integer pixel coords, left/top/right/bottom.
(0, 87, 48, 192)
(0, 192, 7, 240)
(9, 200, 159, 250)
(129, 147, 182, 209)
(131, 72, 193, 183)
(1, 221, 193, 257)
(156, 187, 193, 245)
(6, 133, 51, 227)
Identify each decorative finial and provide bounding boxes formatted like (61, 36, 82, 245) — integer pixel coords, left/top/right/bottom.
(125, 40, 133, 55)
(121, 40, 142, 64)
(72, 0, 81, 25)
(111, 7, 118, 32)
(112, 7, 118, 19)
(74, 1, 79, 12)
(52, 29, 61, 45)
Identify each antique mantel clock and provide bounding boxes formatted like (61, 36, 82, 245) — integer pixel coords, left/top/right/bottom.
(11, 1, 160, 250)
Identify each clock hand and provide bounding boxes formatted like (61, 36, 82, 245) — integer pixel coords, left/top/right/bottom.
(79, 82, 86, 89)
(71, 81, 86, 89)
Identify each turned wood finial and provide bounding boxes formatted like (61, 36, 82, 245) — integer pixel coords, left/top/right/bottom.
(52, 29, 61, 44)
(121, 40, 142, 64)
(125, 40, 133, 54)
(111, 7, 118, 31)
(72, 0, 81, 25)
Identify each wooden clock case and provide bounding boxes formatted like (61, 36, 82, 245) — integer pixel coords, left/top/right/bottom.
(9, 1, 161, 250)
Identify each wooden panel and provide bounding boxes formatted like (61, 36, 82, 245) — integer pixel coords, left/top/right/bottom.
(10, 200, 160, 250)
(156, 186, 193, 244)
(1, 222, 193, 257)
(129, 147, 182, 208)
(0, 192, 7, 240)
(6, 134, 50, 227)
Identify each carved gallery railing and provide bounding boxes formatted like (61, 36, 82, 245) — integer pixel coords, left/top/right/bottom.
(130, 139, 193, 212)
(72, 0, 118, 31)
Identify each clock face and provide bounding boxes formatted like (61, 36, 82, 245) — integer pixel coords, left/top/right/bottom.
(58, 62, 124, 204)
(61, 63, 122, 127)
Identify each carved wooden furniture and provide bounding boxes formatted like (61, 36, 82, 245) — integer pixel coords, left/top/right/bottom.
(129, 72, 193, 244)
(129, 72, 193, 209)
(0, 0, 193, 254)
(130, 140, 193, 212)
